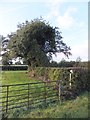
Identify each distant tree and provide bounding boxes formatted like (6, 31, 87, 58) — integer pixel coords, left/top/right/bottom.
(76, 56, 82, 62)
(57, 59, 76, 67)
(8, 18, 71, 69)
(2, 52, 12, 65)
(58, 58, 66, 67)
(50, 61, 58, 67)
(74, 56, 82, 67)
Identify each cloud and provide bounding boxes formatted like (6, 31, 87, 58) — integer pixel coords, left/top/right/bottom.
(71, 42, 88, 61)
(44, 1, 64, 26)
(52, 40, 88, 62)
(44, 1, 88, 31)
(56, 14, 75, 30)
(44, 2, 88, 62)
(44, 1, 79, 30)
(57, 7, 78, 29)
(45, 3, 78, 30)
(52, 21, 88, 61)
(0, 5, 27, 14)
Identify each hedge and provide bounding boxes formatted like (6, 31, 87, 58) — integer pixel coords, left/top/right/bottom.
(29, 67, 88, 100)
(0, 65, 28, 71)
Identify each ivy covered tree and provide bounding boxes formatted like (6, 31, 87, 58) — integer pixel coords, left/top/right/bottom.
(8, 18, 71, 68)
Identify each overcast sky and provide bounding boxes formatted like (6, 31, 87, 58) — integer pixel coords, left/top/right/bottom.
(0, 0, 88, 62)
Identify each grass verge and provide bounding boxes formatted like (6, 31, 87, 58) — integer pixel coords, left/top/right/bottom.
(8, 91, 88, 118)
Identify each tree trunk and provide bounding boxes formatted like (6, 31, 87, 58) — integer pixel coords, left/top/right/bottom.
(28, 62, 35, 77)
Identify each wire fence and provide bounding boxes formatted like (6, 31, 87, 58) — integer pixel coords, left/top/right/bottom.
(0, 80, 61, 118)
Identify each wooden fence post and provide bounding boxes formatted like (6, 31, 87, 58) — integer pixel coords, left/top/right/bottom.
(6, 86, 9, 113)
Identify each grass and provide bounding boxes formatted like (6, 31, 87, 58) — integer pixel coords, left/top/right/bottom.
(1, 71, 38, 85)
(1, 71, 89, 118)
(1, 71, 58, 118)
(8, 91, 88, 118)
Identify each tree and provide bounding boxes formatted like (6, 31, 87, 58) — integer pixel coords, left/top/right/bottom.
(50, 61, 58, 67)
(74, 56, 82, 67)
(2, 52, 12, 65)
(0, 35, 12, 65)
(8, 18, 71, 68)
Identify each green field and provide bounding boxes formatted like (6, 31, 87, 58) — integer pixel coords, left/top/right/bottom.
(2, 71, 38, 85)
(1, 71, 58, 118)
(1, 71, 89, 118)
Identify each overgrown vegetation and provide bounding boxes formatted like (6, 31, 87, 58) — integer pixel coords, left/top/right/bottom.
(30, 67, 88, 93)
(8, 91, 88, 118)
(1, 68, 89, 118)
(2, 67, 88, 101)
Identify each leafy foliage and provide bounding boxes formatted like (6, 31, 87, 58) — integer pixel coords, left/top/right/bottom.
(8, 18, 71, 67)
(30, 67, 88, 99)
(2, 52, 14, 65)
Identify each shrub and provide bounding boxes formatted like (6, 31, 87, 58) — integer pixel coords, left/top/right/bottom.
(1, 65, 28, 71)
(29, 67, 88, 100)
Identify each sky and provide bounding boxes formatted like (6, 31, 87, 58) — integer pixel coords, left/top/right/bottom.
(0, 0, 88, 62)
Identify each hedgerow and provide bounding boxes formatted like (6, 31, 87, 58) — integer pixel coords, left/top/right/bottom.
(29, 67, 88, 100)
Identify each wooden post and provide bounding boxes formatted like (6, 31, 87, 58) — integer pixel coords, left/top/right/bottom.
(69, 70, 73, 89)
(69, 73, 72, 89)
(28, 84, 30, 108)
(6, 86, 9, 113)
